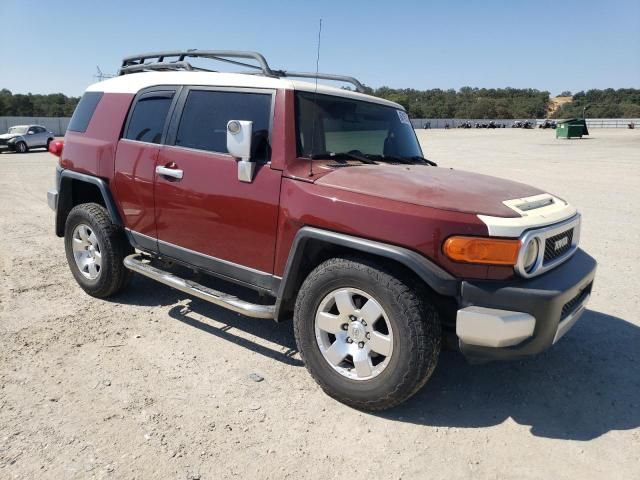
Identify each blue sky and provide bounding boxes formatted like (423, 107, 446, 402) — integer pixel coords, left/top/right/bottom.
(2, 0, 638, 97)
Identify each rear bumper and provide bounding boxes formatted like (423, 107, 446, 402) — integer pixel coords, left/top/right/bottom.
(47, 189, 58, 211)
(456, 248, 596, 362)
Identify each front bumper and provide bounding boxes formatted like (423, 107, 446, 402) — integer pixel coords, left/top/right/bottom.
(456, 248, 596, 362)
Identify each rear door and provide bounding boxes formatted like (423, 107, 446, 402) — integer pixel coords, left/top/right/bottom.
(112, 88, 178, 250)
(154, 87, 282, 291)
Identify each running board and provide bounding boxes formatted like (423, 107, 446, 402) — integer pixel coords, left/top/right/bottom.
(123, 254, 275, 319)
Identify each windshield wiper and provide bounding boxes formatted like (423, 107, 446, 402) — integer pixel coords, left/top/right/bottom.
(359, 154, 414, 165)
(410, 156, 438, 166)
(310, 152, 377, 165)
(373, 154, 437, 166)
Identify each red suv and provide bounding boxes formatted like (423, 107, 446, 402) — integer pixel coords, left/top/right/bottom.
(47, 50, 596, 410)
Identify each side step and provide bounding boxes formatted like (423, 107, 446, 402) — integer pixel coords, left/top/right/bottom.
(123, 254, 275, 319)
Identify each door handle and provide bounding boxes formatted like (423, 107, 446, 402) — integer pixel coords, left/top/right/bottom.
(156, 165, 184, 179)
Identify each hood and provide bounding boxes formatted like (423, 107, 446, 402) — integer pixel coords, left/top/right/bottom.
(0, 133, 21, 140)
(315, 164, 545, 218)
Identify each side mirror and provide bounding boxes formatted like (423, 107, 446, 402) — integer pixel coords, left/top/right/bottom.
(226, 120, 254, 183)
(27, 131, 34, 135)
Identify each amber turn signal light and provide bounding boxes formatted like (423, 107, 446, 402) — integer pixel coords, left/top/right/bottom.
(443, 236, 520, 266)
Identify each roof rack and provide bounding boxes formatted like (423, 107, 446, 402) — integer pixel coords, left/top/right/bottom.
(119, 50, 366, 93)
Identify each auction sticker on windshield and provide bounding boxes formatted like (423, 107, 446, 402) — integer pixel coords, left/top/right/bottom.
(397, 110, 411, 125)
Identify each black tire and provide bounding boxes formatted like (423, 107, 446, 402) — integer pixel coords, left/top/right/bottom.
(15, 141, 27, 153)
(64, 203, 132, 298)
(46, 138, 52, 151)
(293, 256, 441, 411)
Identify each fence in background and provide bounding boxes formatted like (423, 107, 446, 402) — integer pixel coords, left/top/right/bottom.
(0, 117, 71, 136)
(1, 116, 637, 136)
(411, 118, 640, 129)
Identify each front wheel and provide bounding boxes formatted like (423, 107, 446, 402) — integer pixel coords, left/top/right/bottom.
(293, 257, 441, 411)
(15, 141, 27, 153)
(64, 203, 132, 298)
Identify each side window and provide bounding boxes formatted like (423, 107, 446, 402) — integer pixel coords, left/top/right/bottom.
(68, 91, 103, 133)
(175, 90, 272, 162)
(125, 91, 174, 144)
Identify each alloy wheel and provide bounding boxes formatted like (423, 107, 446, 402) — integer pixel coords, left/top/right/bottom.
(314, 287, 394, 381)
(71, 224, 102, 280)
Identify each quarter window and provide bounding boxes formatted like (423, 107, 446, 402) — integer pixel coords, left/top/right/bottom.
(125, 92, 174, 144)
(175, 90, 272, 162)
(68, 92, 103, 133)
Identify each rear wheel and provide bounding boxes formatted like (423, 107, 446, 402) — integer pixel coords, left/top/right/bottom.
(64, 203, 132, 298)
(15, 141, 27, 153)
(294, 256, 441, 411)
(46, 138, 52, 151)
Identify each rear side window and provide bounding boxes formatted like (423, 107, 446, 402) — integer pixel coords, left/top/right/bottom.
(68, 92, 103, 133)
(175, 90, 272, 162)
(125, 91, 174, 144)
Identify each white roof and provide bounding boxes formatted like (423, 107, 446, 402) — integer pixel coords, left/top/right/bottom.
(85, 71, 403, 109)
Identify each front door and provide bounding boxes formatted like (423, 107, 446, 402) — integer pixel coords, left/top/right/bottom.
(26, 126, 46, 148)
(154, 87, 281, 290)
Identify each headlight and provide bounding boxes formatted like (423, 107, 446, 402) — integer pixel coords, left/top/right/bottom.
(522, 238, 539, 272)
(7, 137, 16, 144)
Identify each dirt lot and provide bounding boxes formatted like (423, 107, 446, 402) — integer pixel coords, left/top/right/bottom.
(1, 129, 639, 479)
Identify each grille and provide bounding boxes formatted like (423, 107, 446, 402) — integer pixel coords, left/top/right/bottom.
(561, 283, 592, 319)
(0, 139, 7, 146)
(544, 228, 574, 264)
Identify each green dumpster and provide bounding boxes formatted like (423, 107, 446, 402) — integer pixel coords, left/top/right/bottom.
(556, 118, 589, 139)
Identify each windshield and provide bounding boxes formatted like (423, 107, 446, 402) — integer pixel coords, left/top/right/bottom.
(295, 92, 423, 159)
(8, 126, 28, 135)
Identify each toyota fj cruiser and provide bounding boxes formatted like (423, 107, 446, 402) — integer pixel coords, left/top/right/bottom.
(47, 50, 596, 411)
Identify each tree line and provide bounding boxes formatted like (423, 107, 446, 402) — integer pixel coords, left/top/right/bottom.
(0, 89, 79, 117)
(0, 86, 638, 119)
(550, 89, 640, 118)
(366, 86, 552, 119)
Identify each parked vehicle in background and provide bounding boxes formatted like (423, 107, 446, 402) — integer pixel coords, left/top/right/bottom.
(47, 50, 596, 411)
(0, 125, 54, 153)
(539, 119, 557, 129)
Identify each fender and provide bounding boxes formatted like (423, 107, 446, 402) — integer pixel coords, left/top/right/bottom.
(274, 226, 459, 321)
(54, 167, 122, 236)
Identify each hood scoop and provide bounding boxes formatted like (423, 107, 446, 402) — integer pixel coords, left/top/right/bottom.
(513, 196, 555, 212)
(503, 194, 565, 217)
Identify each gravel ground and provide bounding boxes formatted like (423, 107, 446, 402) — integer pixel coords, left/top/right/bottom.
(1, 129, 639, 479)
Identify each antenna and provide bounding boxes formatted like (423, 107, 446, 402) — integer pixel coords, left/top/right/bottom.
(308, 18, 322, 177)
(94, 66, 115, 82)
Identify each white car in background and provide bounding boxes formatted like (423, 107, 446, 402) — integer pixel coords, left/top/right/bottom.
(0, 125, 54, 153)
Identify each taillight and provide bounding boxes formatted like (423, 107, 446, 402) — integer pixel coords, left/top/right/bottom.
(48, 140, 64, 157)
